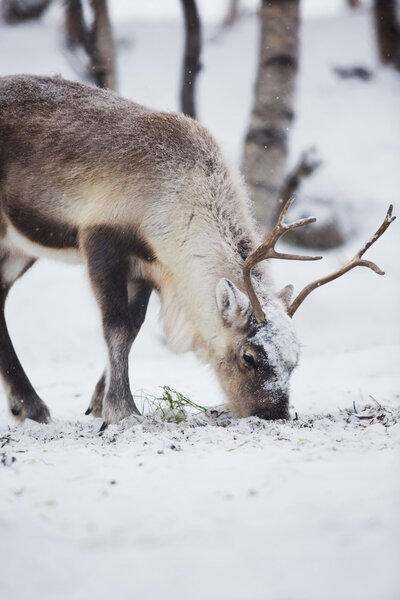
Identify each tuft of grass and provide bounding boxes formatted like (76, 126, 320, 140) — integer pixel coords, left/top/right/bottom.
(139, 385, 209, 423)
(369, 394, 383, 409)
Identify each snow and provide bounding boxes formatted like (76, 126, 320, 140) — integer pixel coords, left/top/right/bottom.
(0, 3, 399, 600)
(249, 300, 300, 394)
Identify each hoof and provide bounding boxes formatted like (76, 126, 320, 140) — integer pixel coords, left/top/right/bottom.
(102, 394, 141, 425)
(11, 397, 51, 424)
(99, 421, 108, 434)
(26, 403, 51, 424)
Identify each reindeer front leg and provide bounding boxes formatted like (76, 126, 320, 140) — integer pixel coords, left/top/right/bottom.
(86, 281, 152, 418)
(82, 229, 142, 427)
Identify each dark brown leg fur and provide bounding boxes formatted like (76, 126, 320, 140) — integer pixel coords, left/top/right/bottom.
(82, 229, 153, 425)
(86, 281, 152, 418)
(0, 248, 50, 423)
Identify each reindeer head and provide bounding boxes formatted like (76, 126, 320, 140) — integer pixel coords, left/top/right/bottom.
(215, 278, 299, 419)
(214, 199, 395, 420)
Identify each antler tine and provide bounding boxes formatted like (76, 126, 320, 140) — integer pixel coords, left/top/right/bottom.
(357, 204, 395, 260)
(275, 195, 319, 236)
(243, 196, 323, 323)
(288, 204, 396, 318)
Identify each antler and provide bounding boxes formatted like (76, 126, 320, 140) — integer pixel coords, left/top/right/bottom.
(243, 196, 322, 323)
(287, 204, 396, 317)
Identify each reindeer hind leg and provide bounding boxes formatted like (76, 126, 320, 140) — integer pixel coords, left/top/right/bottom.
(0, 246, 50, 423)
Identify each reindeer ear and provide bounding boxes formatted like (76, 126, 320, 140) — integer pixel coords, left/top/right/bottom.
(216, 279, 250, 325)
(277, 284, 294, 311)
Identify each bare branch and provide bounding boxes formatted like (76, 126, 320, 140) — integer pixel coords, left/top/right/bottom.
(280, 147, 322, 204)
(221, 0, 240, 29)
(288, 205, 396, 317)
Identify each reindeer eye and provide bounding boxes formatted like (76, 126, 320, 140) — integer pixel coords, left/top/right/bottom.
(243, 353, 256, 369)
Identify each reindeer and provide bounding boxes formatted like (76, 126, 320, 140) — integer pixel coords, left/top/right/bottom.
(0, 75, 395, 429)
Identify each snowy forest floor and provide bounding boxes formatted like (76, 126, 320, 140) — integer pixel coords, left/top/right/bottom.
(0, 3, 399, 600)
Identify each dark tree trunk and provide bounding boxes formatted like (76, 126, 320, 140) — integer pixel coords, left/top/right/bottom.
(2, 0, 50, 22)
(242, 0, 300, 232)
(65, 0, 90, 51)
(89, 0, 116, 90)
(64, 0, 116, 90)
(373, 0, 400, 70)
(180, 0, 202, 119)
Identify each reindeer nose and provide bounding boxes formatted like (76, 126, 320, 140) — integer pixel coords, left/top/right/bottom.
(253, 395, 289, 420)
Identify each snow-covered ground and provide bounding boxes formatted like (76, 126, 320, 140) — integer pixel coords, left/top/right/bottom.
(0, 2, 399, 600)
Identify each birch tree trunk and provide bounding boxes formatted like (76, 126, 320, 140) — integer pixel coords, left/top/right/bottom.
(242, 0, 300, 231)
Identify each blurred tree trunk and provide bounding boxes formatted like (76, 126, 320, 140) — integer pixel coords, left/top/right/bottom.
(90, 0, 116, 89)
(373, 0, 400, 70)
(65, 0, 89, 49)
(2, 0, 50, 22)
(65, 0, 116, 90)
(180, 0, 202, 118)
(242, 0, 300, 232)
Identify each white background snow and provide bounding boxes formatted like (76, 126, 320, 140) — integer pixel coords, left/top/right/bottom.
(0, 1, 399, 599)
